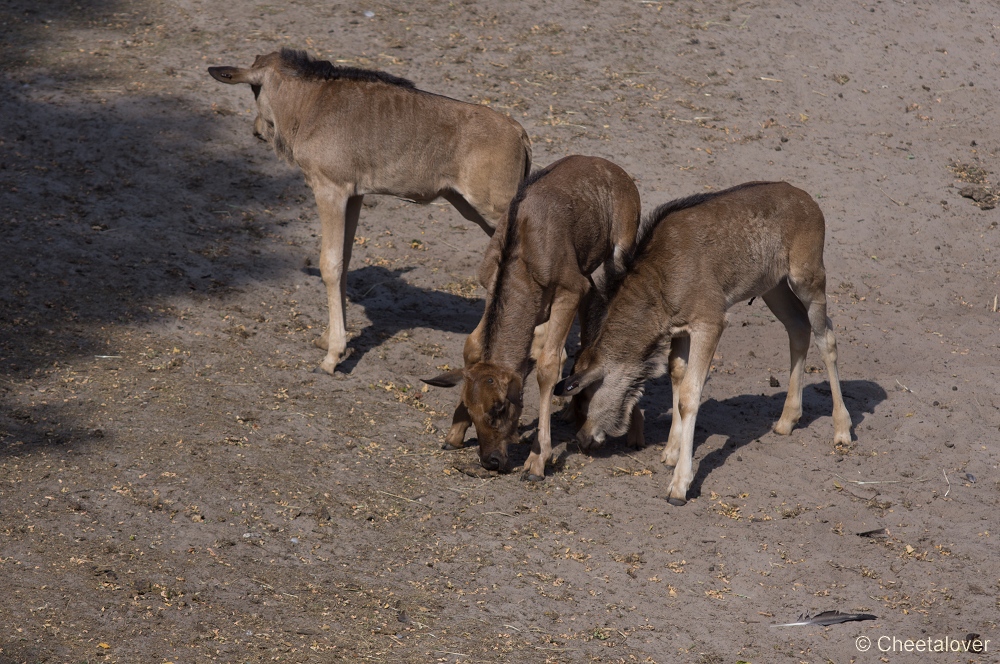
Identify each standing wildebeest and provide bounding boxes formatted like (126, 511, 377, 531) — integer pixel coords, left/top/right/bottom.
(423, 156, 642, 480)
(555, 181, 852, 505)
(208, 49, 531, 373)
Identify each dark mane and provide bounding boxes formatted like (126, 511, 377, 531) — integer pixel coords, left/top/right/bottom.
(278, 48, 415, 88)
(481, 165, 556, 353)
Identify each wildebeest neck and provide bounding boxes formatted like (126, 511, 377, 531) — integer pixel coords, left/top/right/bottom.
(479, 166, 558, 372)
(481, 258, 543, 374)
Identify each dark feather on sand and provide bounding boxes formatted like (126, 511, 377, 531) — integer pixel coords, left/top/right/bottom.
(775, 611, 877, 627)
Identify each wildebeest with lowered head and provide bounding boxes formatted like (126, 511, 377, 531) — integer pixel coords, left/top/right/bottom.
(556, 181, 852, 505)
(208, 48, 531, 373)
(423, 156, 642, 480)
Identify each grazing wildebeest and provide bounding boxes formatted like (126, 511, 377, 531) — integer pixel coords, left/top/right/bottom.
(208, 49, 531, 373)
(423, 156, 642, 480)
(555, 181, 852, 505)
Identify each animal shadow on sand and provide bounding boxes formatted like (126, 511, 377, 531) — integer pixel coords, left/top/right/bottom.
(304, 265, 486, 373)
(543, 378, 887, 496)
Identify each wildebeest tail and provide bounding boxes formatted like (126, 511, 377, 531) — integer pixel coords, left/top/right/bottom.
(519, 126, 532, 181)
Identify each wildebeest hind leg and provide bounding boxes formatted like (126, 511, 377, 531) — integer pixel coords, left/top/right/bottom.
(787, 274, 852, 444)
(314, 186, 362, 374)
(762, 281, 811, 435)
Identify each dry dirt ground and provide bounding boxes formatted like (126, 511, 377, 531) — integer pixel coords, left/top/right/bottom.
(1, 1, 999, 662)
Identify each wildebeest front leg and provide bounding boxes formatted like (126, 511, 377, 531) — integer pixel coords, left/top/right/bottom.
(664, 324, 722, 506)
(626, 404, 645, 449)
(443, 401, 473, 450)
(661, 334, 690, 467)
(563, 287, 598, 426)
(524, 288, 581, 480)
(442, 319, 487, 449)
(313, 186, 362, 374)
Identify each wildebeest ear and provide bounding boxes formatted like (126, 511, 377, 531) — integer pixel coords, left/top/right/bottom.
(505, 374, 523, 409)
(208, 66, 264, 86)
(421, 369, 465, 388)
(554, 367, 603, 396)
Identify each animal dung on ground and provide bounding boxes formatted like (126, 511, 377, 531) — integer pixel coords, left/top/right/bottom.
(452, 463, 496, 479)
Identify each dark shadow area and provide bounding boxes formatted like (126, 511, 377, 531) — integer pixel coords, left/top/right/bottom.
(0, 403, 105, 458)
(335, 265, 486, 372)
(0, 0, 109, 63)
(682, 379, 887, 499)
(0, 79, 304, 449)
(540, 378, 887, 493)
(0, 4, 311, 455)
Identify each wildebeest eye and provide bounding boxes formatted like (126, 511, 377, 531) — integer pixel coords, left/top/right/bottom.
(485, 377, 494, 384)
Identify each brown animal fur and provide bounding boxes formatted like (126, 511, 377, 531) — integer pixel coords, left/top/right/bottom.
(209, 49, 531, 373)
(423, 156, 641, 479)
(556, 181, 852, 504)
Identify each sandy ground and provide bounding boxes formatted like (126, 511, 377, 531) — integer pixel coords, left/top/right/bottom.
(1, 0, 999, 662)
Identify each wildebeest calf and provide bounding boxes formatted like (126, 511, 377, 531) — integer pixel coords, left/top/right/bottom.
(209, 49, 531, 373)
(423, 156, 642, 479)
(556, 182, 852, 505)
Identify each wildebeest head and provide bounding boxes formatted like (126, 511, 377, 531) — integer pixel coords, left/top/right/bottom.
(209, 49, 416, 160)
(423, 363, 523, 472)
(555, 346, 645, 449)
(208, 52, 284, 146)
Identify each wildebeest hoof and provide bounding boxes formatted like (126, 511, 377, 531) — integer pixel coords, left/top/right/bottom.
(316, 349, 353, 374)
(772, 420, 795, 436)
(666, 496, 687, 507)
(441, 441, 464, 451)
(521, 472, 545, 482)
